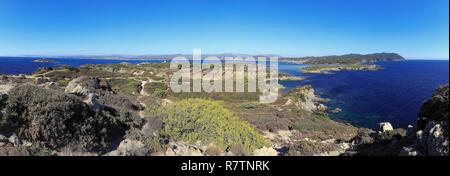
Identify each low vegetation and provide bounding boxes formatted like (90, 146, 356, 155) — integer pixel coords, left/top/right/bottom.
(2, 84, 139, 152)
(109, 78, 142, 96)
(161, 99, 266, 153)
(144, 82, 168, 98)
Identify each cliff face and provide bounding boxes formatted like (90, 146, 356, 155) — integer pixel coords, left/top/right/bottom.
(401, 85, 449, 156)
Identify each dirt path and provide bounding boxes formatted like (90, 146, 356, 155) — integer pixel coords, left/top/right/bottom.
(135, 77, 153, 118)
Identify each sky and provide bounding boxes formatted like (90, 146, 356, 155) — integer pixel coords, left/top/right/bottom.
(0, 0, 448, 59)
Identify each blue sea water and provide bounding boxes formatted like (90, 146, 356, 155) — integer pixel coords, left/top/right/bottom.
(0, 57, 162, 75)
(1, 57, 449, 129)
(279, 60, 449, 129)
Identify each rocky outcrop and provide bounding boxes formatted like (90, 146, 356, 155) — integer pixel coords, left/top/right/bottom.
(253, 146, 278, 156)
(65, 77, 101, 96)
(403, 85, 449, 156)
(0, 84, 14, 94)
(378, 122, 394, 133)
(65, 77, 106, 111)
(287, 85, 327, 112)
(165, 142, 204, 156)
(106, 139, 149, 156)
(83, 93, 104, 110)
(34, 77, 49, 85)
(349, 85, 449, 156)
(0, 133, 33, 156)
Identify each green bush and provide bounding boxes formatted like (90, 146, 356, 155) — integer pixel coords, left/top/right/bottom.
(144, 82, 168, 98)
(96, 91, 144, 111)
(3, 84, 137, 151)
(161, 99, 266, 153)
(0, 93, 7, 109)
(238, 102, 267, 109)
(109, 79, 142, 96)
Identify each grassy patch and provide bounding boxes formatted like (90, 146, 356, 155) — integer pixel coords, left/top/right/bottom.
(144, 82, 168, 98)
(109, 79, 141, 96)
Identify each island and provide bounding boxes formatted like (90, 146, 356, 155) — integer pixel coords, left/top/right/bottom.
(281, 53, 405, 64)
(279, 53, 403, 74)
(301, 64, 380, 74)
(33, 58, 55, 63)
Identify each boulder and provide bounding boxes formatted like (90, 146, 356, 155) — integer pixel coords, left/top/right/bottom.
(331, 108, 342, 113)
(378, 122, 394, 133)
(83, 93, 104, 110)
(8, 134, 21, 147)
(399, 147, 421, 156)
(107, 139, 149, 156)
(165, 142, 204, 156)
(317, 104, 328, 111)
(253, 146, 278, 156)
(65, 77, 101, 96)
(34, 77, 48, 84)
(0, 134, 7, 143)
(165, 147, 176, 156)
(42, 82, 59, 89)
(173, 144, 203, 156)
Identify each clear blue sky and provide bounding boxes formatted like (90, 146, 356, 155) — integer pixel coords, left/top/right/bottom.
(0, 0, 448, 59)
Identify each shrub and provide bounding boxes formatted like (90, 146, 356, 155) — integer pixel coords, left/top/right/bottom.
(144, 82, 168, 98)
(3, 84, 136, 151)
(108, 79, 141, 96)
(238, 102, 267, 109)
(287, 140, 337, 156)
(161, 99, 266, 153)
(0, 93, 7, 109)
(96, 91, 144, 111)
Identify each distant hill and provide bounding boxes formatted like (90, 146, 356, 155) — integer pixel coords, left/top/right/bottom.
(281, 53, 405, 64)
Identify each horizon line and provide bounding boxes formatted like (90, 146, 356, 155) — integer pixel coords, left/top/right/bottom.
(0, 53, 448, 60)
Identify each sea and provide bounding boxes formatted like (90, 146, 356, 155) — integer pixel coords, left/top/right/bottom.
(1, 57, 449, 129)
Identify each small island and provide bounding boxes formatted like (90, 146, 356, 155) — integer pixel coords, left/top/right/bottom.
(278, 73, 304, 81)
(33, 58, 55, 63)
(301, 64, 380, 74)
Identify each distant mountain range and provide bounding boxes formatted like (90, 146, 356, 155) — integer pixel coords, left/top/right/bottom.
(16, 53, 281, 60)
